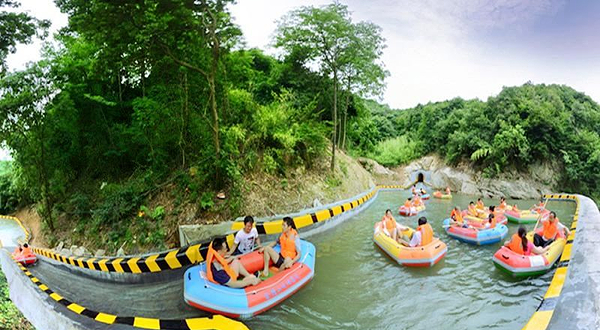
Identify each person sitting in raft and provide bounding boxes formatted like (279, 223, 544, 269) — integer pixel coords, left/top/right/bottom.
(476, 198, 485, 210)
(530, 199, 545, 213)
(228, 216, 261, 256)
(413, 195, 423, 207)
(450, 207, 468, 228)
(399, 217, 433, 247)
(260, 217, 301, 277)
(467, 202, 478, 217)
(499, 197, 508, 209)
(12, 244, 22, 256)
(419, 188, 427, 196)
(481, 213, 496, 230)
(505, 226, 550, 255)
(512, 204, 520, 213)
(206, 237, 261, 288)
(404, 197, 413, 211)
(21, 243, 32, 256)
(533, 211, 570, 248)
(446, 187, 451, 195)
(411, 185, 417, 195)
(382, 209, 409, 242)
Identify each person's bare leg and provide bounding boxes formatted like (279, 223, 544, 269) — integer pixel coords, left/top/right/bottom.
(262, 246, 279, 275)
(230, 259, 250, 277)
(226, 276, 260, 288)
(391, 228, 398, 242)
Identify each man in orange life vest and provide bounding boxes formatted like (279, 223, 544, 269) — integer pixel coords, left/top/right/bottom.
(206, 237, 260, 288)
(399, 217, 434, 247)
(533, 211, 570, 248)
(260, 217, 301, 277)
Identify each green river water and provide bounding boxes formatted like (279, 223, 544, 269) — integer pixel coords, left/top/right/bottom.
(246, 190, 576, 330)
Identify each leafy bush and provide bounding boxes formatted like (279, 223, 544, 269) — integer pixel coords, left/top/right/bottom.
(368, 135, 422, 166)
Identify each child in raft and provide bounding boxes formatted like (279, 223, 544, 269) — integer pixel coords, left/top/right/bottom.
(207, 237, 261, 288)
(504, 226, 550, 255)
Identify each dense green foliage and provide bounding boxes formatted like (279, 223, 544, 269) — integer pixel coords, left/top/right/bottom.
(358, 83, 600, 200)
(0, 1, 387, 248)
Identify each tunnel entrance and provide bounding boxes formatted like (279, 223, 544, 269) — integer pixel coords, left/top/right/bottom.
(417, 172, 424, 183)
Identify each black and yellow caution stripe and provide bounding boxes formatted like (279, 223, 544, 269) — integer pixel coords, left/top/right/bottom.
(32, 233, 236, 273)
(14, 260, 248, 330)
(521, 194, 579, 330)
(230, 185, 404, 234)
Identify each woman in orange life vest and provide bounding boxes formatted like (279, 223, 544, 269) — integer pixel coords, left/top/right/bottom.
(481, 213, 496, 229)
(260, 217, 301, 277)
(533, 211, 570, 248)
(504, 226, 550, 255)
(399, 217, 434, 247)
(381, 209, 409, 242)
(206, 237, 260, 288)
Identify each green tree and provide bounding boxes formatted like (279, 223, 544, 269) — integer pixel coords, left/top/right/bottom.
(0, 0, 50, 75)
(275, 3, 357, 171)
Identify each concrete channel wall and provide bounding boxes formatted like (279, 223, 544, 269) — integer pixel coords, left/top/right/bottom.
(548, 195, 600, 330)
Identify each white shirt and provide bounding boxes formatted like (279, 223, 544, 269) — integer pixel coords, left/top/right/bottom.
(234, 228, 258, 254)
(409, 230, 421, 247)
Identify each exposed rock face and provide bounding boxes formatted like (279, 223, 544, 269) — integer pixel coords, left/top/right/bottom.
(358, 157, 393, 176)
(390, 155, 555, 199)
(94, 249, 106, 257)
(116, 248, 125, 257)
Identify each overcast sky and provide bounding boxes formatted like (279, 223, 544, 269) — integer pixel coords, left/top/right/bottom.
(6, 0, 600, 113)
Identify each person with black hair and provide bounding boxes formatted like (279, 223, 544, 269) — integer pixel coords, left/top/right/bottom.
(505, 226, 549, 255)
(533, 211, 570, 247)
(399, 217, 434, 247)
(228, 216, 261, 256)
(206, 237, 260, 288)
(259, 217, 301, 277)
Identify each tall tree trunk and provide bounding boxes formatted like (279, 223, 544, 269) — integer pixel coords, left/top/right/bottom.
(331, 69, 337, 171)
(342, 91, 350, 149)
(38, 126, 54, 231)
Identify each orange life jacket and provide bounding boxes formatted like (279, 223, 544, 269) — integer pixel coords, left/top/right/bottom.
(280, 228, 298, 259)
(507, 233, 524, 254)
(543, 219, 559, 240)
(13, 247, 22, 256)
(404, 200, 411, 208)
(21, 247, 32, 256)
(500, 201, 507, 209)
(417, 223, 433, 246)
(383, 216, 397, 234)
(490, 216, 497, 229)
(468, 205, 478, 216)
(476, 200, 485, 210)
(206, 244, 236, 285)
(451, 209, 463, 224)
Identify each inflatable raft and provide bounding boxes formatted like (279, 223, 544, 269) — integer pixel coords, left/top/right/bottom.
(398, 205, 425, 216)
(12, 250, 36, 266)
(184, 239, 315, 318)
(442, 218, 508, 245)
(373, 222, 447, 267)
(420, 194, 430, 200)
(492, 230, 566, 277)
(433, 191, 452, 199)
(504, 209, 549, 224)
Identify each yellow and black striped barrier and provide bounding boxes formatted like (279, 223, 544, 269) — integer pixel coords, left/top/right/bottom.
(521, 194, 579, 330)
(29, 185, 406, 273)
(33, 233, 236, 274)
(14, 261, 248, 330)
